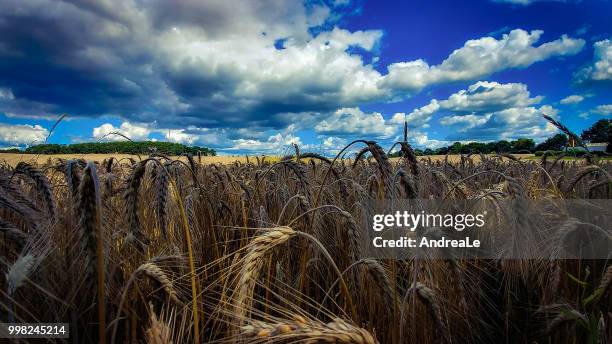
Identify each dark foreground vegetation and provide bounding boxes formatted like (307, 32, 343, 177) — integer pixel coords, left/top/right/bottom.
(0, 116, 610, 343)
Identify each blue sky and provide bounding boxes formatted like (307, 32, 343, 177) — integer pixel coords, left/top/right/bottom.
(0, 0, 610, 155)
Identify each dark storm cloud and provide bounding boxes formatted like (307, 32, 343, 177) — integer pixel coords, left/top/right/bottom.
(0, 0, 586, 136)
(0, 0, 161, 118)
(0, 0, 370, 130)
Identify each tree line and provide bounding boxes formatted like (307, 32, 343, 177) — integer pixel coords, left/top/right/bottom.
(1, 141, 216, 156)
(407, 119, 611, 156)
(1, 119, 608, 157)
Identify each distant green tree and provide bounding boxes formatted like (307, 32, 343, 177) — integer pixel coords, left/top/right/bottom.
(436, 146, 449, 155)
(0, 148, 20, 153)
(448, 142, 463, 154)
(462, 142, 487, 154)
(581, 119, 611, 143)
(511, 138, 535, 153)
(24, 141, 216, 156)
(535, 134, 568, 151)
(494, 140, 512, 153)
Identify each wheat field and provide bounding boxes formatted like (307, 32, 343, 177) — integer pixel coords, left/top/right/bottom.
(0, 153, 536, 167)
(0, 154, 275, 167)
(0, 142, 610, 343)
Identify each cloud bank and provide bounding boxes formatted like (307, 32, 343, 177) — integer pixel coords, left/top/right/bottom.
(0, 0, 590, 151)
(0, 123, 49, 146)
(576, 39, 612, 83)
(405, 81, 558, 143)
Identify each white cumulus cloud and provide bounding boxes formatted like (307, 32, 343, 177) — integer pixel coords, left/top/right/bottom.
(405, 100, 440, 128)
(314, 107, 397, 138)
(164, 129, 198, 145)
(577, 39, 612, 82)
(592, 104, 612, 116)
(0, 88, 14, 100)
(439, 114, 492, 131)
(0, 0, 592, 154)
(441, 81, 543, 111)
(381, 29, 584, 93)
(411, 131, 451, 149)
(227, 132, 302, 154)
(404, 81, 558, 142)
(560, 95, 584, 104)
(442, 105, 559, 141)
(405, 81, 542, 128)
(0, 123, 48, 146)
(0, 0, 585, 136)
(93, 122, 152, 141)
(302, 136, 348, 155)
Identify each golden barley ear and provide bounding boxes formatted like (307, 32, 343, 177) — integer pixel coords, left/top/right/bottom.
(409, 282, 449, 343)
(395, 169, 417, 198)
(152, 163, 170, 238)
(0, 218, 27, 250)
(597, 265, 612, 295)
(241, 316, 379, 344)
(145, 303, 173, 344)
(563, 165, 611, 193)
(15, 162, 56, 221)
(138, 263, 182, 305)
(399, 142, 420, 178)
(339, 210, 361, 264)
(542, 115, 587, 149)
(123, 160, 149, 251)
(233, 227, 296, 326)
(76, 161, 106, 344)
(361, 259, 396, 311)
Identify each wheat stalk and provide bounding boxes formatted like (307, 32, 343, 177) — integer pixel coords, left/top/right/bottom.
(76, 161, 105, 344)
(240, 315, 378, 343)
(597, 265, 612, 294)
(395, 169, 417, 198)
(234, 226, 296, 323)
(138, 263, 181, 304)
(542, 115, 587, 149)
(6, 254, 35, 296)
(153, 163, 170, 238)
(340, 211, 361, 263)
(361, 259, 396, 310)
(563, 165, 611, 193)
(399, 142, 420, 178)
(112, 260, 182, 344)
(5, 254, 36, 323)
(145, 303, 173, 344)
(123, 160, 149, 251)
(15, 162, 56, 221)
(0, 218, 27, 249)
(408, 282, 449, 342)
